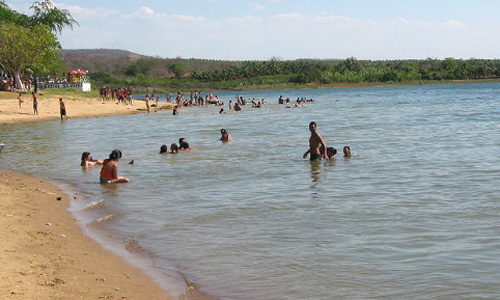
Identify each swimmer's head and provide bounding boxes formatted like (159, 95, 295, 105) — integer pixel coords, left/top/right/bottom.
(221, 128, 227, 134)
(160, 144, 168, 153)
(343, 146, 351, 157)
(327, 147, 337, 159)
(309, 121, 317, 131)
(179, 138, 186, 145)
(170, 143, 178, 152)
(109, 149, 122, 160)
(181, 142, 190, 149)
(81, 152, 90, 162)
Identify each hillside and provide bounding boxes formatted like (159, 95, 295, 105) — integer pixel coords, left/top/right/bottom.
(60, 49, 153, 77)
(59, 49, 239, 79)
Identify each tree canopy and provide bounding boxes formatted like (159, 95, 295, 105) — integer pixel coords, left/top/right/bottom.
(26, 0, 78, 34)
(0, 0, 77, 89)
(0, 0, 78, 34)
(0, 23, 60, 88)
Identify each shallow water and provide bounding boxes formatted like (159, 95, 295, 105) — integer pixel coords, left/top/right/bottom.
(1, 83, 500, 299)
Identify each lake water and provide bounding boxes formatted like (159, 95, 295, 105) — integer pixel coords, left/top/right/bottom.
(1, 83, 500, 299)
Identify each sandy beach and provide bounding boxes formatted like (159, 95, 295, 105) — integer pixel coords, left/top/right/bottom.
(0, 91, 214, 299)
(0, 90, 175, 124)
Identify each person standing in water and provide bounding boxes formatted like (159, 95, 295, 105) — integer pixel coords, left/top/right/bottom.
(100, 149, 130, 184)
(303, 121, 328, 161)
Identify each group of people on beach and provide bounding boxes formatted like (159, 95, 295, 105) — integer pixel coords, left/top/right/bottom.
(17, 91, 69, 120)
(100, 86, 133, 104)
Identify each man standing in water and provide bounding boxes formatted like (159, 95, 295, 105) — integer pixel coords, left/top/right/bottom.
(304, 121, 328, 161)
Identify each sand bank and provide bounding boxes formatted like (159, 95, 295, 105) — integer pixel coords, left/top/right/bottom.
(0, 169, 175, 299)
(0, 91, 175, 124)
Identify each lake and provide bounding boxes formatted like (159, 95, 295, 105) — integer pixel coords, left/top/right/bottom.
(1, 82, 500, 299)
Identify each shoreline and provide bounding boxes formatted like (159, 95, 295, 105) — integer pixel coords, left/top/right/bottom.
(0, 91, 221, 299)
(0, 169, 175, 299)
(0, 91, 175, 125)
(0, 168, 220, 300)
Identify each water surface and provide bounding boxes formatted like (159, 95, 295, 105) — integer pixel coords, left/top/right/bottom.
(1, 83, 500, 299)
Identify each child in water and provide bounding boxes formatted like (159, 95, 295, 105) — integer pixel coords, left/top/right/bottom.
(99, 149, 130, 184)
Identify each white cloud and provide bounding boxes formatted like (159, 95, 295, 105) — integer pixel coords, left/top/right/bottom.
(271, 13, 304, 21)
(131, 6, 156, 17)
(250, 3, 265, 10)
(58, 8, 500, 60)
(56, 4, 119, 20)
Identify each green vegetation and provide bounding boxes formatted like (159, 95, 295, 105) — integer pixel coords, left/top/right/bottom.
(39, 87, 99, 98)
(0, 0, 77, 89)
(86, 57, 500, 93)
(0, 23, 60, 89)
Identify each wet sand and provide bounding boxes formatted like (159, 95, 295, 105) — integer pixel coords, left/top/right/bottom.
(0, 91, 217, 299)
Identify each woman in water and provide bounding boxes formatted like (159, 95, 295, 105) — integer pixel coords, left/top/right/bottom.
(220, 128, 232, 141)
(99, 149, 130, 183)
(343, 146, 351, 158)
(81, 151, 103, 167)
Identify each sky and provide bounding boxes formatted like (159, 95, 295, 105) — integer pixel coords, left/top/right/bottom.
(7, 0, 500, 61)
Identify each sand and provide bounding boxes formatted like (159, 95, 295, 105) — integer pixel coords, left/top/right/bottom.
(0, 91, 175, 124)
(0, 91, 216, 300)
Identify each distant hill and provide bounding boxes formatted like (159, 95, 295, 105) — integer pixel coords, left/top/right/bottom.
(60, 49, 151, 77)
(59, 49, 240, 78)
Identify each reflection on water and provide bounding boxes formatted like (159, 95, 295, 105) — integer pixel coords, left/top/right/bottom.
(2, 83, 500, 300)
(309, 160, 322, 184)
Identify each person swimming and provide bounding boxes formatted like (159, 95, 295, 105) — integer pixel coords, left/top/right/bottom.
(343, 146, 351, 158)
(178, 138, 193, 150)
(220, 128, 232, 141)
(99, 149, 130, 184)
(160, 144, 168, 154)
(81, 151, 103, 167)
(326, 147, 337, 160)
(170, 143, 178, 153)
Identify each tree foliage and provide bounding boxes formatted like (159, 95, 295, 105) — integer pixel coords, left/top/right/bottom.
(125, 59, 159, 76)
(0, 0, 78, 34)
(25, 0, 78, 34)
(0, 0, 78, 89)
(0, 23, 60, 88)
(168, 62, 186, 78)
(190, 57, 500, 85)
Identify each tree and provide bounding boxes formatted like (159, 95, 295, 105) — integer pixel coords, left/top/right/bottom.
(0, 23, 60, 89)
(25, 0, 78, 34)
(125, 59, 158, 76)
(169, 62, 186, 78)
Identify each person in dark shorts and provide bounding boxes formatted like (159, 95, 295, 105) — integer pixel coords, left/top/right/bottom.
(303, 121, 328, 161)
(32, 92, 38, 115)
(59, 98, 70, 120)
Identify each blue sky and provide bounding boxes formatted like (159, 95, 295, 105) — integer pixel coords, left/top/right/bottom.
(7, 0, 500, 60)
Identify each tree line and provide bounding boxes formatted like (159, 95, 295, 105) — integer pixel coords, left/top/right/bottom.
(190, 57, 500, 85)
